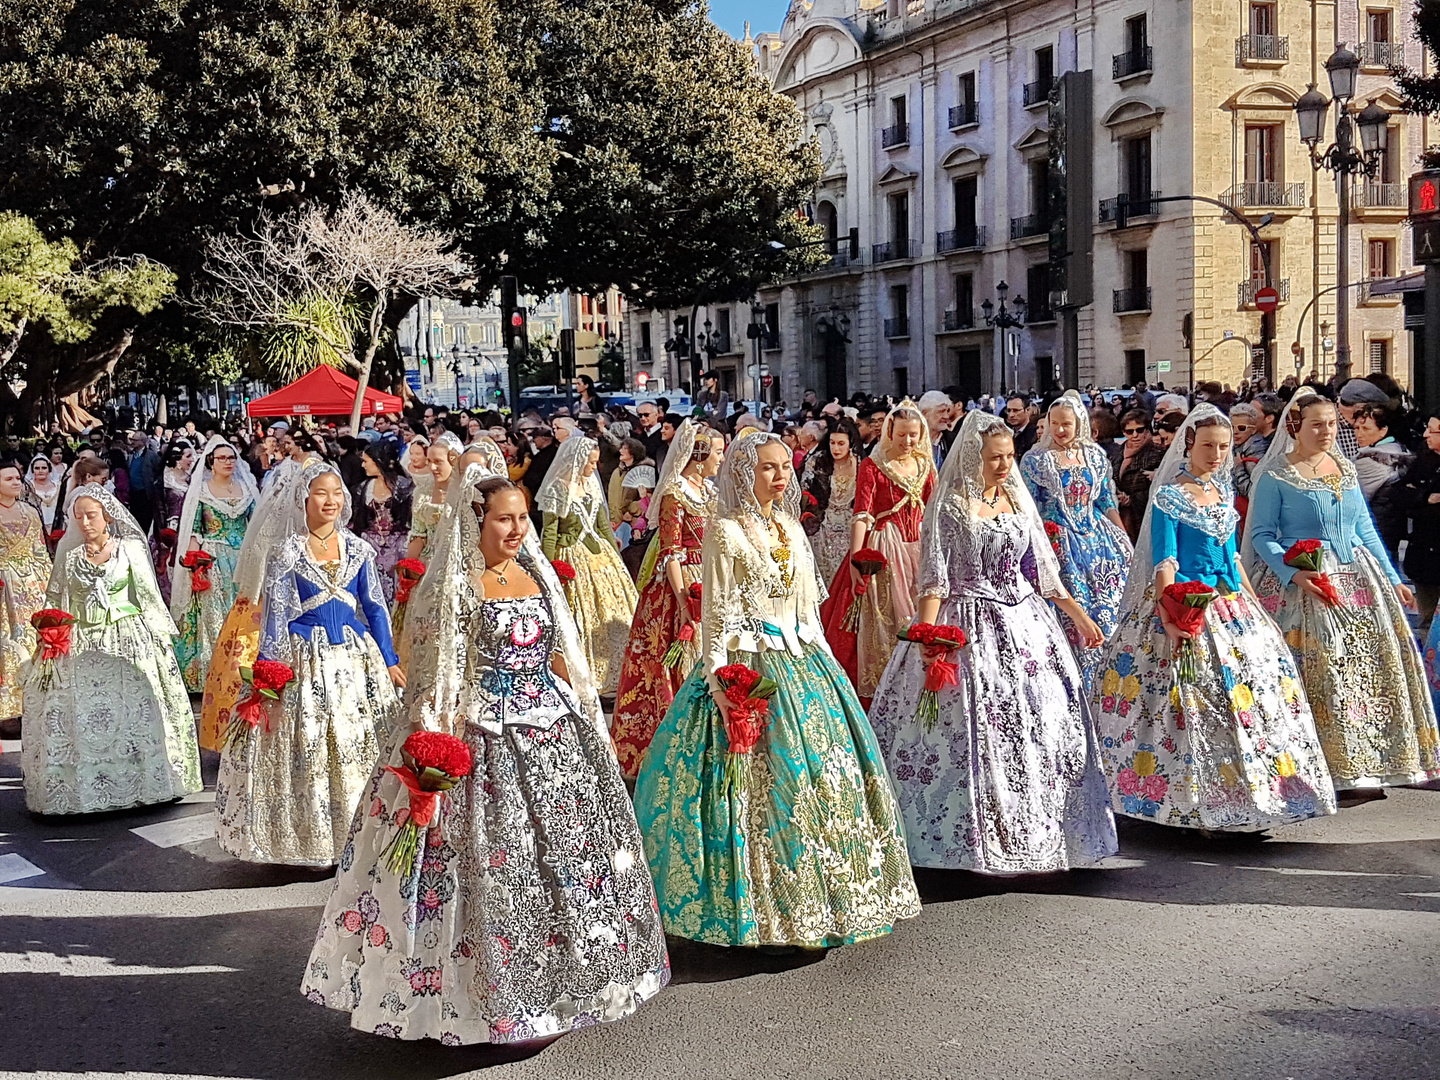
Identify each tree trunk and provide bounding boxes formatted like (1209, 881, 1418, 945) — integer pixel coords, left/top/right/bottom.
(0, 318, 27, 369)
(349, 295, 388, 433)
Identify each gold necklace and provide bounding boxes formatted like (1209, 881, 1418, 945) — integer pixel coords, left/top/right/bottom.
(487, 559, 513, 586)
(765, 514, 794, 597)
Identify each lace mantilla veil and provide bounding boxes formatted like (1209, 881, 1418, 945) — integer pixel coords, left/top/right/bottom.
(402, 461, 605, 740)
(868, 398, 934, 463)
(56, 483, 178, 639)
(169, 434, 260, 621)
(535, 436, 606, 521)
(232, 451, 326, 605)
(1033, 388, 1095, 452)
(634, 419, 708, 591)
(1115, 402, 1234, 619)
(918, 410, 1066, 601)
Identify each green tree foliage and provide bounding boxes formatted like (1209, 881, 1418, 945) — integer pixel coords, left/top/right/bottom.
(1398, 0, 1440, 124)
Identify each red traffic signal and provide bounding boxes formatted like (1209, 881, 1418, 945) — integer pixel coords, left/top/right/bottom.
(1410, 170, 1440, 218)
(509, 312, 524, 327)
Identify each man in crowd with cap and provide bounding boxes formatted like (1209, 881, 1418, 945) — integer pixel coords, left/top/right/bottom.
(1336, 378, 1391, 461)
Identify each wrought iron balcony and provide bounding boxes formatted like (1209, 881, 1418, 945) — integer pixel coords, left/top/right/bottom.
(937, 225, 986, 252)
(1098, 191, 1161, 223)
(1359, 40, 1404, 67)
(1236, 34, 1288, 64)
(1352, 182, 1404, 209)
(884, 316, 910, 339)
(1113, 286, 1152, 313)
(1022, 77, 1053, 107)
(1009, 214, 1050, 240)
(1237, 278, 1291, 308)
(942, 308, 975, 331)
(948, 101, 979, 129)
(872, 239, 919, 263)
(1222, 182, 1305, 208)
(1112, 47, 1153, 79)
(881, 122, 910, 149)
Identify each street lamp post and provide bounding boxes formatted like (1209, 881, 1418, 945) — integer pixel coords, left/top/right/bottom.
(1295, 45, 1391, 385)
(980, 281, 1028, 395)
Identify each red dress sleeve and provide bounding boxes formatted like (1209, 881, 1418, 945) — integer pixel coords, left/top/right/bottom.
(852, 458, 880, 523)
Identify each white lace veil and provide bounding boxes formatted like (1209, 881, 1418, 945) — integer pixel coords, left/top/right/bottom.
(402, 460, 605, 740)
(24, 454, 55, 492)
(56, 483, 177, 638)
(650, 419, 701, 505)
(1115, 403, 1234, 618)
(1034, 389, 1095, 452)
(716, 430, 803, 521)
(231, 451, 325, 604)
(868, 399, 934, 463)
(535, 436, 605, 520)
(1237, 388, 1352, 577)
(170, 434, 259, 620)
(918, 410, 1065, 600)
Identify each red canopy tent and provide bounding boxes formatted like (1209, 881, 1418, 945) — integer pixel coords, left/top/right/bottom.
(245, 365, 402, 418)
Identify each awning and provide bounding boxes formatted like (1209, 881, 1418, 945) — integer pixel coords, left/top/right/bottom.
(245, 365, 402, 418)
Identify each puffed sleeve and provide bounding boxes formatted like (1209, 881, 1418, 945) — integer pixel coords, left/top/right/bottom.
(916, 498, 951, 600)
(355, 554, 400, 666)
(651, 494, 685, 572)
(1151, 497, 1180, 575)
(1246, 472, 1294, 584)
(1020, 451, 1049, 508)
(852, 458, 879, 526)
(1347, 483, 1402, 585)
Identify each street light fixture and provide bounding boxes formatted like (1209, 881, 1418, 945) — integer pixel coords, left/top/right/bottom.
(1295, 46, 1391, 384)
(980, 281, 1028, 395)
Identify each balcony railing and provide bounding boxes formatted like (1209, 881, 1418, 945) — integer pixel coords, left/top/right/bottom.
(1236, 34, 1288, 64)
(1098, 191, 1162, 223)
(942, 308, 976, 331)
(1222, 182, 1305, 208)
(1009, 214, 1050, 240)
(1237, 278, 1291, 308)
(761, 330, 780, 351)
(1360, 40, 1404, 67)
(1027, 298, 1055, 322)
(881, 122, 910, 149)
(872, 239, 919, 263)
(884, 316, 910, 339)
(1112, 47, 1153, 79)
(1022, 77, 1053, 107)
(948, 101, 979, 129)
(635, 346, 653, 364)
(937, 225, 987, 251)
(1113, 286, 1152, 313)
(1353, 182, 1404, 208)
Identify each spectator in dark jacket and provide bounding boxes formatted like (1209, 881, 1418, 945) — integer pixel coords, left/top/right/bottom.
(1398, 411, 1440, 631)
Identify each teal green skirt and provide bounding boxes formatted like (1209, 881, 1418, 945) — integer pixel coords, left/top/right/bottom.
(633, 643, 920, 947)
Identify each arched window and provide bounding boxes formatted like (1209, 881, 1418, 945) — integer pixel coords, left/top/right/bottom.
(816, 200, 839, 255)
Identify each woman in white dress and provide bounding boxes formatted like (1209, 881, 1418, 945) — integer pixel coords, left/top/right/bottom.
(22, 485, 200, 814)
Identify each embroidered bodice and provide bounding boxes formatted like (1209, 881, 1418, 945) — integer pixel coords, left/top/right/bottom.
(542, 488, 613, 558)
(463, 592, 582, 735)
(407, 483, 447, 554)
(353, 476, 413, 538)
(260, 531, 398, 666)
(1151, 484, 1241, 589)
(853, 456, 932, 542)
(652, 481, 709, 575)
(0, 508, 45, 564)
(927, 509, 1048, 606)
(1021, 444, 1119, 532)
(65, 544, 144, 626)
(191, 498, 251, 551)
(1247, 452, 1399, 585)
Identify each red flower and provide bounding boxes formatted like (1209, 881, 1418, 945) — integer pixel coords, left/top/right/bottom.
(903, 622, 968, 649)
(47, 528, 65, 544)
(30, 608, 76, 662)
(396, 558, 426, 579)
(851, 548, 888, 578)
(180, 550, 215, 592)
(382, 731, 474, 874)
(550, 559, 576, 583)
(724, 698, 770, 755)
(803, 490, 819, 508)
(249, 660, 295, 695)
(715, 663, 761, 699)
(402, 731, 474, 778)
(1161, 581, 1218, 636)
(158, 527, 178, 547)
(1043, 521, 1062, 539)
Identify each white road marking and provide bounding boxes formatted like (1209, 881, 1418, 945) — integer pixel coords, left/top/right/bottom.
(1235, 864, 1428, 878)
(0, 950, 237, 976)
(0, 879, 333, 917)
(0, 852, 44, 884)
(129, 814, 214, 849)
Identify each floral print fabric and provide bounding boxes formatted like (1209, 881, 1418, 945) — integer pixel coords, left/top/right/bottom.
(302, 593, 668, 1045)
(0, 509, 50, 718)
(174, 502, 250, 692)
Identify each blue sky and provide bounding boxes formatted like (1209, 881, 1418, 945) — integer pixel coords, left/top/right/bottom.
(708, 0, 787, 37)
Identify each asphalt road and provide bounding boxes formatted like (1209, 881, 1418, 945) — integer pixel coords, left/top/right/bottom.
(0, 743, 1437, 1080)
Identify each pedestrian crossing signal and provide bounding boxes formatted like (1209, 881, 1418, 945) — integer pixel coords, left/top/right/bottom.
(1409, 170, 1440, 219)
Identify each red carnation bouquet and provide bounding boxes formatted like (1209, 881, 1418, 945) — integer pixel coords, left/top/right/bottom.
(158, 527, 178, 548)
(550, 559, 576, 585)
(223, 660, 296, 751)
(899, 622, 969, 729)
(1044, 521, 1063, 557)
(1283, 539, 1360, 629)
(382, 731, 474, 874)
(47, 527, 65, 546)
(394, 558, 426, 604)
(715, 662, 778, 797)
(664, 582, 704, 669)
(30, 608, 76, 689)
(1160, 581, 1218, 682)
(180, 549, 215, 593)
(841, 547, 889, 632)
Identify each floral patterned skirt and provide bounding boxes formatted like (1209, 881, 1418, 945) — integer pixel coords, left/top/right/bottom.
(633, 643, 921, 947)
(1049, 517, 1132, 693)
(174, 540, 242, 694)
(558, 542, 638, 697)
(362, 527, 407, 605)
(868, 592, 1118, 873)
(198, 596, 262, 752)
(820, 529, 921, 699)
(21, 614, 200, 815)
(0, 548, 50, 719)
(302, 710, 669, 1045)
(1094, 587, 1337, 831)
(611, 560, 702, 779)
(1252, 550, 1440, 789)
(215, 630, 396, 865)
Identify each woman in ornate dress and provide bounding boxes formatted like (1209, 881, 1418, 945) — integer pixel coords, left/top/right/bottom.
(350, 439, 413, 604)
(1242, 389, 1440, 794)
(819, 401, 935, 702)
(611, 421, 723, 778)
(395, 432, 461, 666)
(302, 469, 669, 1044)
(154, 440, 195, 602)
(22, 485, 200, 814)
(1021, 390, 1133, 689)
(634, 432, 921, 948)
(0, 462, 52, 730)
(537, 435, 638, 696)
(801, 416, 861, 587)
(1094, 405, 1337, 830)
(172, 436, 258, 693)
(869, 412, 1118, 872)
(26, 455, 62, 540)
(215, 462, 404, 865)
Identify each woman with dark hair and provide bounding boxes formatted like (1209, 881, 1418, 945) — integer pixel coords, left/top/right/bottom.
(104, 448, 132, 505)
(801, 416, 862, 585)
(608, 435, 654, 551)
(1353, 403, 1413, 563)
(1115, 408, 1165, 542)
(350, 439, 414, 604)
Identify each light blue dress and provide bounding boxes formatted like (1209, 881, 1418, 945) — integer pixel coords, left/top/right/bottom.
(1021, 443, 1132, 689)
(1245, 454, 1440, 789)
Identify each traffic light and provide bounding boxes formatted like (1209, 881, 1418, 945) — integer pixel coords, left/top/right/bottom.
(499, 274, 526, 413)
